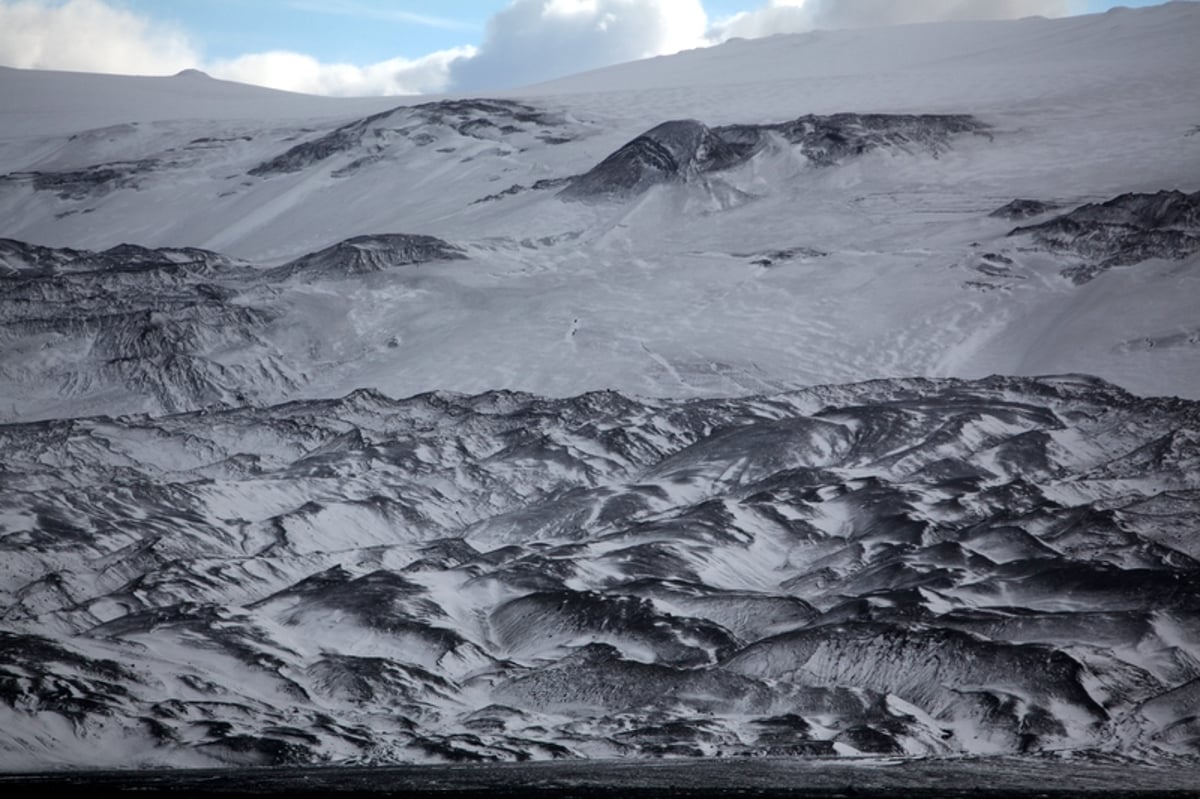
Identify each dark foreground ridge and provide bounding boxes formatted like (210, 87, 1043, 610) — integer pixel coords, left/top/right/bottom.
(2, 375, 1199, 767)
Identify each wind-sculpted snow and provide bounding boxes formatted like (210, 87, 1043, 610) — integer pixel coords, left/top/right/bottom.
(1, 376, 1199, 766)
(1009, 190, 1200, 283)
(561, 113, 987, 201)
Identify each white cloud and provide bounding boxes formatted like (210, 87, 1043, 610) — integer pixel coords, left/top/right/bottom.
(709, 0, 813, 40)
(0, 0, 198, 74)
(284, 0, 479, 32)
(450, 0, 709, 91)
(0, 0, 469, 96)
(208, 47, 474, 97)
(0, 0, 1093, 97)
(709, 0, 1082, 41)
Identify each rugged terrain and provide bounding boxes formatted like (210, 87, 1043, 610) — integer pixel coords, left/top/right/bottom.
(3, 375, 1200, 766)
(0, 2, 1199, 771)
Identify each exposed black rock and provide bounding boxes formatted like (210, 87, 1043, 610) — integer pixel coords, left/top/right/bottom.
(1, 278, 280, 413)
(266, 234, 466, 281)
(195, 733, 315, 766)
(492, 643, 777, 715)
(305, 655, 455, 706)
(612, 717, 742, 756)
(561, 119, 748, 200)
(0, 234, 471, 417)
(748, 713, 830, 755)
(1009, 189, 1200, 283)
(618, 579, 818, 641)
(0, 238, 232, 278)
(738, 246, 827, 266)
(561, 113, 987, 200)
(834, 724, 905, 754)
(491, 589, 739, 666)
(765, 112, 985, 165)
(9, 159, 161, 200)
(726, 622, 1105, 730)
(249, 99, 579, 177)
(472, 177, 575, 205)
(990, 199, 1061, 219)
(0, 632, 137, 723)
(0, 238, 88, 277)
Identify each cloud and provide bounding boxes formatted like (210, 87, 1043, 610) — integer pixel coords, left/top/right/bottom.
(450, 0, 709, 91)
(0, 0, 1092, 97)
(0, 0, 198, 74)
(208, 47, 475, 97)
(708, 0, 812, 40)
(0, 0, 470, 96)
(709, 0, 1082, 41)
(285, 0, 479, 32)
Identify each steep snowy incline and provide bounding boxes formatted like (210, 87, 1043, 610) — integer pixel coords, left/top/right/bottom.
(0, 4, 1197, 407)
(525, 4, 1200, 116)
(4, 175, 1199, 423)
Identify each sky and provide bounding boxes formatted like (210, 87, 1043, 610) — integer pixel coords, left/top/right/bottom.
(0, 0, 1176, 96)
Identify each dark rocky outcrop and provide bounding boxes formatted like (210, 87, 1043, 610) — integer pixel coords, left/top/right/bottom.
(266, 234, 466, 281)
(1009, 189, 1200, 283)
(560, 119, 749, 200)
(561, 113, 987, 200)
(4, 159, 161, 200)
(249, 99, 579, 177)
(990, 199, 1060, 219)
(0, 238, 231, 278)
(0, 234, 465, 416)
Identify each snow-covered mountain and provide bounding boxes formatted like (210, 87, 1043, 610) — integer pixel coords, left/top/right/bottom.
(1, 2, 1199, 770)
(3, 375, 1200, 767)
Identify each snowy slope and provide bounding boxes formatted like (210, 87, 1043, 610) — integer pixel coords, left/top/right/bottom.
(0, 66, 399, 137)
(1, 3, 1198, 413)
(1, 2, 1200, 772)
